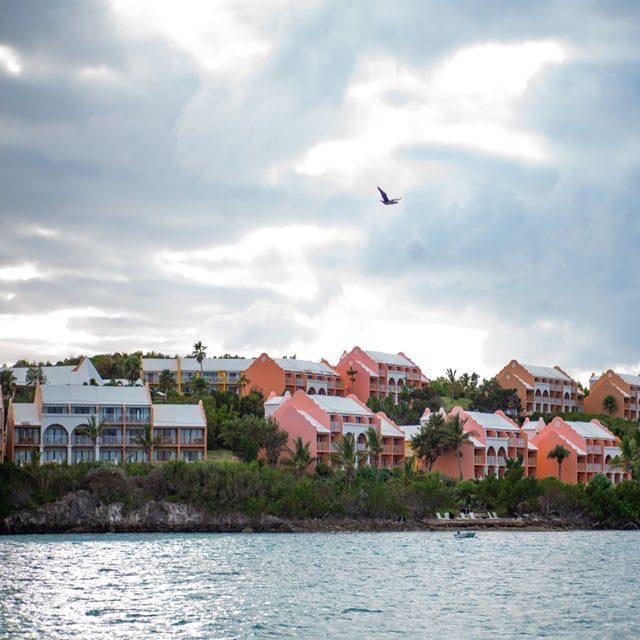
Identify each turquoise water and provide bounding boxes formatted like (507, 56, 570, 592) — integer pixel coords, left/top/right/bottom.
(0, 531, 638, 639)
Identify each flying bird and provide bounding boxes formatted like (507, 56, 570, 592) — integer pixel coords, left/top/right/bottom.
(377, 186, 401, 205)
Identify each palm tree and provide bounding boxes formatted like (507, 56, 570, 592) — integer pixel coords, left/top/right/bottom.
(547, 445, 571, 482)
(76, 415, 104, 462)
(445, 368, 457, 399)
(123, 354, 141, 386)
(237, 372, 250, 395)
(602, 395, 618, 416)
(0, 369, 17, 400)
(402, 456, 416, 485)
(443, 413, 476, 480)
(135, 424, 162, 463)
(192, 341, 207, 376)
(346, 367, 358, 389)
(331, 433, 365, 486)
(365, 426, 384, 479)
(282, 437, 315, 478)
(613, 434, 639, 479)
(189, 375, 208, 396)
(158, 368, 175, 395)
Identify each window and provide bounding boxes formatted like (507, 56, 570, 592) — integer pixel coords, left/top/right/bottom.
(180, 429, 204, 445)
(72, 406, 93, 415)
(15, 428, 39, 445)
(43, 405, 66, 415)
(182, 450, 203, 461)
(73, 449, 94, 463)
(100, 449, 121, 463)
(43, 448, 67, 463)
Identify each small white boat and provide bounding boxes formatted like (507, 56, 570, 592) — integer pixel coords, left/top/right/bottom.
(453, 531, 476, 539)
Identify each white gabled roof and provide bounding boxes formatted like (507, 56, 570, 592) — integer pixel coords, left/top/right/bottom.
(296, 409, 330, 434)
(41, 385, 150, 406)
(464, 411, 520, 432)
(366, 351, 415, 368)
(378, 414, 403, 437)
(565, 421, 617, 442)
(142, 358, 178, 372)
(12, 403, 40, 425)
(522, 364, 572, 382)
(354, 360, 378, 377)
(527, 441, 537, 451)
(180, 358, 254, 373)
(274, 358, 338, 376)
(309, 395, 372, 417)
(153, 404, 205, 428)
(618, 373, 640, 387)
(7, 358, 103, 386)
(399, 424, 421, 441)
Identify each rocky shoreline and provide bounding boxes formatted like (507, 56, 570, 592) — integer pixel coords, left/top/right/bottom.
(2, 490, 627, 535)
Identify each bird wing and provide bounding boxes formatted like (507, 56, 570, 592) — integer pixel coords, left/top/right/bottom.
(377, 186, 389, 201)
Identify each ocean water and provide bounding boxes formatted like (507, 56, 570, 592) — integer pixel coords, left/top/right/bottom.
(0, 531, 638, 639)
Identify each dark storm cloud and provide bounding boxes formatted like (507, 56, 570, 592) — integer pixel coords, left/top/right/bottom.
(1, 0, 640, 375)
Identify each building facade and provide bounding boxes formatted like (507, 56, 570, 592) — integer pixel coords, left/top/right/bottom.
(524, 416, 629, 485)
(244, 354, 343, 398)
(6, 385, 206, 465)
(2, 356, 104, 387)
(142, 357, 254, 394)
(496, 360, 584, 415)
(403, 407, 537, 480)
(270, 390, 405, 469)
(335, 347, 428, 404)
(585, 370, 640, 421)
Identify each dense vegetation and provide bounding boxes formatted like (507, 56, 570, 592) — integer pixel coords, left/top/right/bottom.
(1, 460, 639, 528)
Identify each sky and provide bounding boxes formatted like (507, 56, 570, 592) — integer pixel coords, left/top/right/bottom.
(1, 1, 639, 383)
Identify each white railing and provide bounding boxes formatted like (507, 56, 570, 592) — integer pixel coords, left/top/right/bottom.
(330, 421, 341, 432)
(487, 456, 506, 465)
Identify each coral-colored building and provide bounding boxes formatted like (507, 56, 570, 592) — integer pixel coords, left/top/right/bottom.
(6, 385, 207, 465)
(403, 407, 537, 480)
(495, 360, 584, 415)
(142, 357, 254, 394)
(244, 354, 343, 398)
(335, 347, 428, 403)
(269, 390, 405, 470)
(524, 417, 629, 485)
(585, 370, 640, 420)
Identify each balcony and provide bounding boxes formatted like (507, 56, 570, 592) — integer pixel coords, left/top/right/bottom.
(101, 435, 123, 445)
(15, 434, 39, 445)
(356, 443, 367, 452)
(330, 421, 341, 432)
(72, 435, 93, 445)
(181, 437, 204, 446)
(43, 436, 68, 445)
(514, 438, 526, 447)
(316, 441, 330, 453)
(577, 463, 587, 472)
(486, 456, 506, 466)
(587, 445, 603, 454)
(474, 456, 485, 465)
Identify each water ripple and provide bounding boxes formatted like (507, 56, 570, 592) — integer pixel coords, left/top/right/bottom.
(0, 531, 638, 639)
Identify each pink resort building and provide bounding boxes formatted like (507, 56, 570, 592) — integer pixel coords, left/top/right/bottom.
(142, 357, 254, 394)
(524, 417, 630, 485)
(404, 407, 537, 480)
(335, 347, 428, 404)
(585, 370, 640, 421)
(495, 359, 584, 415)
(244, 354, 343, 399)
(268, 390, 405, 469)
(6, 385, 206, 465)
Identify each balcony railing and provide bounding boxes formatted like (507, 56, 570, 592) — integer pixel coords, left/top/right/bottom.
(316, 442, 330, 453)
(356, 443, 367, 451)
(16, 436, 39, 445)
(43, 436, 68, 445)
(181, 438, 204, 446)
(474, 456, 484, 464)
(72, 435, 93, 445)
(587, 445, 603, 454)
(330, 421, 341, 432)
(101, 435, 123, 445)
(515, 438, 526, 447)
(577, 463, 586, 472)
(487, 456, 506, 466)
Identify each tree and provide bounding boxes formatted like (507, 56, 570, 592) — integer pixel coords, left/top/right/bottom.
(189, 375, 208, 396)
(603, 395, 618, 416)
(0, 369, 17, 400)
(158, 369, 175, 395)
(192, 341, 207, 376)
(331, 433, 365, 486)
(135, 424, 162, 463)
(411, 413, 448, 471)
(365, 426, 384, 479)
(237, 372, 250, 395)
(123, 354, 141, 386)
(25, 364, 47, 386)
(282, 436, 315, 478)
(613, 434, 640, 479)
(469, 377, 522, 418)
(262, 417, 289, 466)
(219, 415, 264, 463)
(443, 413, 476, 479)
(445, 368, 457, 399)
(76, 415, 104, 462)
(346, 367, 358, 389)
(547, 445, 571, 482)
